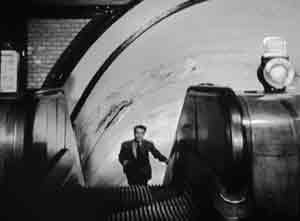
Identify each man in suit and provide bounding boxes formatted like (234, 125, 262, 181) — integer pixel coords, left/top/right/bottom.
(119, 125, 168, 185)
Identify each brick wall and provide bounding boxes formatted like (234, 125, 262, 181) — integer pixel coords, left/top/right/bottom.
(27, 19, 90, 89)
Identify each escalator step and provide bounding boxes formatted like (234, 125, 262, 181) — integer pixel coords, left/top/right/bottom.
(99, 185, 194, 217)
(105, 190, 195, 221)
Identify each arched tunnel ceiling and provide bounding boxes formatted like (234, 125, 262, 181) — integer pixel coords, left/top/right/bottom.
(29, 0, 134, 6)
(58, 0, 300, 187)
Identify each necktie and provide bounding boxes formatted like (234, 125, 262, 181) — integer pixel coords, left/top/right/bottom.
(137, 142, 142, 159)
(133, 142, 137, 159)
(133, 141, 141, 159)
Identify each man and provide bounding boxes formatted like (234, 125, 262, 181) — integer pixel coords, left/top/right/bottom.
(119, 125, 168, 185)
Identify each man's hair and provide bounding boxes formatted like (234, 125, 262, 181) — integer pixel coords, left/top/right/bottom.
(134, 125, 147, 133)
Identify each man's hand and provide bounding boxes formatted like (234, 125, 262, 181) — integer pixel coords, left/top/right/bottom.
(123, 160, 129, 167)
(122, 160, 130, 173)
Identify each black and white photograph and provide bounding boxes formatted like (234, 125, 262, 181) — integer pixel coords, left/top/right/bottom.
(0, 0, 300, 220)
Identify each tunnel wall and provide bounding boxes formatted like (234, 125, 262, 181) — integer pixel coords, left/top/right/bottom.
(41, 0, 300, 187)
(27, 19, 90, 89)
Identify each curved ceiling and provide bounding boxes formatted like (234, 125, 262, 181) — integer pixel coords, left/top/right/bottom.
(29, 0, 134, 6)
(55, 0, 300, 186)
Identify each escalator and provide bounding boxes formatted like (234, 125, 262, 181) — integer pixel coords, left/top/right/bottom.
(1, 84, 300, 220)
(100, 185, 196, 221)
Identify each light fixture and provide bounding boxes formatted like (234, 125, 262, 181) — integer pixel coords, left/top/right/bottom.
(257, 37, 295, 92)
(263, 57, 295, 89)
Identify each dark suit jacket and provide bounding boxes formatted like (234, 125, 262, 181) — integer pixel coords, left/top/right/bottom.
(119, 139, 167, 180)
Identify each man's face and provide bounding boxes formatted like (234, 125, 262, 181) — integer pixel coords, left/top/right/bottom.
(134, 128, 145, 142)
